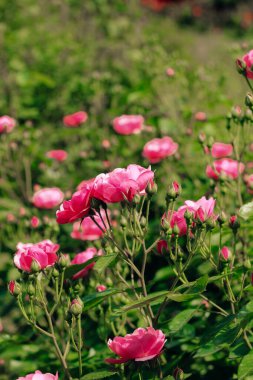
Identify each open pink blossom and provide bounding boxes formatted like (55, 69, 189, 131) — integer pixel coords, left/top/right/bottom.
(76, 178, 95, 191)
(93, 164, 154, 203)
(33, 188, 64, 209)
(71, 248, 102, 280)
(184, 196, 216, 222)
(56, 182, 94, 224)
(17, 370, 58, 380)
(206, 159, 245, 180)
(71, 210, 108, 241)
(112, 115, 144, 135)
(142, 137, 178, 164)
(162, 208, 188, 236)
(106, 327, 166, 364)
(14, 240, 59, 272)
(241, 50, 253, 79)
(63, 111, 88, 127)
(46, 150, 68, 161)
(211, 143, 233, 158)
(0, 115, 16, 134)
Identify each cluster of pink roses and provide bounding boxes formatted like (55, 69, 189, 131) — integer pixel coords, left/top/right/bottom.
(162, 196, 216, 236)
(56, 164, 154, 224)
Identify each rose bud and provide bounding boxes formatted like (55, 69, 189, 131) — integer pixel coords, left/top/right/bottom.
(173, 367, 184, 380)
(218, 211, 227, 226)
(8, 281, 21, 297)
(229, 215, 240, 232)
(70, 299, 83, 316)
(27, 283, 35, 297)
(236, 58, 247, 74)
(146, 182, 158, 196)
(58, 254, 70, 269)
(220, 246, 231, 261)
(157, 240, 168, 255)
(30, 216, 40, 229)
(96, 285, 107, 292)
(245, 92, 253, 108)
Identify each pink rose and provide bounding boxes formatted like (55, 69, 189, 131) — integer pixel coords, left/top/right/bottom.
(112, 115, 144, 135)
(17, 370, 58, 380)
(56, 183, 94, 224)
(194, 112, 206, 121)
(241, 50, 253, 79)
(63, 111, 88, 127)
(206, 158, 245, 180)
(0, 115, 16, 134)
(166, 67, 175, 77)
(71, 248, 101, 279)
(142, 137, 178, 164)
(33, 188, 64, 209)
(71, 210, 108, 241)
(211, 142, 233, 158)
(184, 196, 216, 222)
(31, 216, 40, 228)
(8, 280, 17, 295)
(106, 327, 166, 364)
(14, 240, 59, 272)
(46, 150, 68, 161)
(157, 240, 168, 254)
(162, 208, 188, 236)
(93, 164, 154, 203)
(76, 178, 95, 191)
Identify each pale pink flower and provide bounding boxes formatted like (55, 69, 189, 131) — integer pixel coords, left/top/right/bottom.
(17, 370, 58, 380)
(33, 188, 64, 209)
(63, 111, 88, 127)
(206, 159, 245, 180)
(142, 137, 178, 164)
(112, 115, 144, 135)
(0, 115, 16, 133)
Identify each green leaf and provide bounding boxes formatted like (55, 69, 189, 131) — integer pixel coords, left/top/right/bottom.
(82, 289, 122, 311)
(239, 202, 253, 220)
(94, 253, 118, 273)
(185, 275, 208, 294)
(238, 351, 253, 379)
(167, 308, 196, 334)
(81, 371, 117, 379)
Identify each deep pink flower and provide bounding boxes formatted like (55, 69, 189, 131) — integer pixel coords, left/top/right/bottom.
(241, 50, 253, 79)
(76, 178, 95, 191)
(56, 182, 94, 224)
(184, 196, 216, 222)
(142, 137, 178, 164)
(157, 240, 168, 254)
(31, 216, 40, 228)
(211, 143, 233, 158)
(71, 248, 101, 280)
(71, 210, 108, 241)
(93, 164, 154, 203)
(14, 240, 59, 272)
(106, 327, 166, 364)
(8, 281, 16, 295)
(63, 111, 88, 127)
(162, 208, 188, 236)
(0, 115, 16, 134)
(112, 115, 144, 135)
(96, 284, 107, 292)
(206, 159, 245, 180)
(220, 246, 230, 261)
(17, 370, 58, 380)
(46, 150, 68, 161)
(33, 188, 64, 209)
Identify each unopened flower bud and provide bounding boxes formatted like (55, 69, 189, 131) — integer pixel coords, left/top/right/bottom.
(157, 240, 168, 255)
(162, 218, 171, 231)
(96, 284, 107, 292)
(8, 280, 21, 297)
(206, 218, 216, 230)
(58, 254, 69, 269)
(140, 216, 147, 227)
(70, 299, 83, 316)
(198, 132, 206, 144)
(244, 259, 251, 269)
(173, 367, 184, 380)
(31, 260, 41, 273)
(120, 216, 128, 228)
(218, 211, 227, 226)
(245, 92, 253, 108)
(229, 215, 240, 232)
(173, 224, 180, 236)
(184, 209, 193, 223)
(236, 58, 247, 74)
(27, 283, 35, 297)
(146, 182, 157, 196)
(231, 106, 242, 119)
(220, 246, 231, 261)
(52, 268, 59, 278)
(132, 194, 141, 206)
